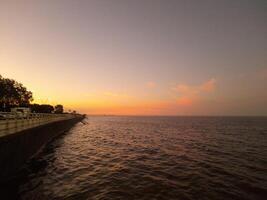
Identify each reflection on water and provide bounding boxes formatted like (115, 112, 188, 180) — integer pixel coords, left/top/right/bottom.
(8, 117, 267, 199)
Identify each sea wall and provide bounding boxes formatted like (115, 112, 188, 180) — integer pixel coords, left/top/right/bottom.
(0, 116, 84, 181)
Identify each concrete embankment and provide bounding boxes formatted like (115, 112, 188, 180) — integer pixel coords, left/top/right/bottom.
(0, 115, 84, 182)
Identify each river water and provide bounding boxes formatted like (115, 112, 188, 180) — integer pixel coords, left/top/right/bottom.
(9, 116, 267, 199)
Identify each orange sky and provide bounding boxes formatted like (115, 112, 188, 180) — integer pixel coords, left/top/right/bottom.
(1, 1, 267, 115)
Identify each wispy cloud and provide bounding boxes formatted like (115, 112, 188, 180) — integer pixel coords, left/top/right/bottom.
(146, 81, 156, 88)
(173, 78, 217, 106)
(200, 78, 216, 92)
(176, 96, 193, 106)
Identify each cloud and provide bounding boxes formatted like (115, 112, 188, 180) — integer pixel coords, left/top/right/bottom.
(174, 78, 216, 94)
(200, 78, 216, 92)
(174, 84, 198, 96)
(173, 78, 217, 106)
(146, 81, 156, 88)
(176, 96, 193, 106)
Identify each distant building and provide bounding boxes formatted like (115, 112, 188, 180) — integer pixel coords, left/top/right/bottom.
(11, 107, 31, 118)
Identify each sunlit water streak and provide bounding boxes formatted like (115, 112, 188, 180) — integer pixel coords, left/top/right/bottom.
(14, 116, 267, 199)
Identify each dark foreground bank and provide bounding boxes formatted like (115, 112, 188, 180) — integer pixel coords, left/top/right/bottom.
(0, 115, 85, 182)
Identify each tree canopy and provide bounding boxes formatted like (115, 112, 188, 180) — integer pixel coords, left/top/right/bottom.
(0, 75, 33, 111)
(55, 104, 64, 114)
(30, 104, 54, 113)
(0, 75, 69, 114)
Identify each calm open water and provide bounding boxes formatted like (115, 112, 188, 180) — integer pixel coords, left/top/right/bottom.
(7, 116, 267, 199)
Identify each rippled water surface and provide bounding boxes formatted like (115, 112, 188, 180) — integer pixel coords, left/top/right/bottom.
(14, 117, 267, 199)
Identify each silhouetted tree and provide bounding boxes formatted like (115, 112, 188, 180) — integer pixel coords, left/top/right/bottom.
(54, 104, 63, 114)
(30, 104, 54, 113)
(39, 104, 54, 113)
(0, 75, 33, 111)
(29, 104, 40, 113)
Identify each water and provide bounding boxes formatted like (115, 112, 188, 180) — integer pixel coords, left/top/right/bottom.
(8, 116, 267, 199)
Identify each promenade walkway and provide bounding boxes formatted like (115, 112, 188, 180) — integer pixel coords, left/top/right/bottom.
(0, 112, 79, 137)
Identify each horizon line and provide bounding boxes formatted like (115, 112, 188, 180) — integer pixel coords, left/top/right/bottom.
(84, 114, 267, 117)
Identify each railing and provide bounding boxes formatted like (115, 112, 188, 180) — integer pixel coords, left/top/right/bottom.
(0, 112, 80, 137)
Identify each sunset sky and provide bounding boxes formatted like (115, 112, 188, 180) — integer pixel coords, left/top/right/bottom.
(1, 0, 267, 115)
